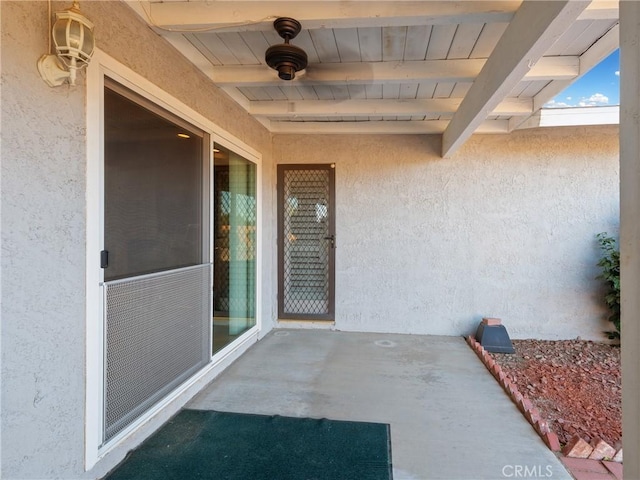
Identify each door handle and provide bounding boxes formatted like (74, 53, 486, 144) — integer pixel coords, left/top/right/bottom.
(100, 250, 109, 269)
(324, 235, 335, 248)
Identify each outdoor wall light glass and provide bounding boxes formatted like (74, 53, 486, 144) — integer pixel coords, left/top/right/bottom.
(37, 1, 95, 87)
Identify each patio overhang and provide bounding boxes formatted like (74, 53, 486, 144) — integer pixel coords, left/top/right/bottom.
(125, 0, 619, 157)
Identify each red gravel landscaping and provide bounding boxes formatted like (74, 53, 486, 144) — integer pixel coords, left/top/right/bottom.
(488, 339, 621, 448)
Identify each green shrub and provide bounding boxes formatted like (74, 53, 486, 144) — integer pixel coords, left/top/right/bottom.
(596, 232, 620, 339)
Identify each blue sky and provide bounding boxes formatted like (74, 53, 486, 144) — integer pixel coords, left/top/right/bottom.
(545, 49, 620, 108)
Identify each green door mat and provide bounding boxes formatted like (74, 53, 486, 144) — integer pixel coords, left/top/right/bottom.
(105, 409, 393, 480)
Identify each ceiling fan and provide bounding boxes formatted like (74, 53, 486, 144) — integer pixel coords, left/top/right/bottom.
(265, 17, 308, 81)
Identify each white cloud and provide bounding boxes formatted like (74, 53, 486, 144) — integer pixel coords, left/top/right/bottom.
(544, 99, 572, 108)
(590, 93, 609, 103)
(577, 93, 610, 107)
(545, 93, 614, 109)
(615, 70, 620, 76)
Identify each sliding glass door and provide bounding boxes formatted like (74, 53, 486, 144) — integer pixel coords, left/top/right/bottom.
(212, 145, 257, 354)
(100, 78, 259, 445)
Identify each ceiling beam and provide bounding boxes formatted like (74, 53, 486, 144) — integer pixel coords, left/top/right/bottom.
(250, 98, 533, 118)
(145, 1, 520, 32)
(441, 0, 590, 158)
(206, 56, 578, 87)
(269, 119, 509, 135)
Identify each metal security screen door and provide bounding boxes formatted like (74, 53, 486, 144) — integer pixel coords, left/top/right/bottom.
(278, 164, 335, 320)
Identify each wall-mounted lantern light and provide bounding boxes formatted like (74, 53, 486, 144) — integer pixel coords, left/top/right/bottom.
(37, 1, 95, 87)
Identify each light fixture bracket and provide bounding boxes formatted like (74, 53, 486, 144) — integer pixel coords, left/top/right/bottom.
(38, 54, 73, 87)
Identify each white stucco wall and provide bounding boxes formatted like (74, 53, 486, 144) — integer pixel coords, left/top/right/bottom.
(1, 2, 274, 479)
(274, 129, 619, 340)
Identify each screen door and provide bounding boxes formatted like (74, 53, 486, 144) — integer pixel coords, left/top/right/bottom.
(277, 164, 335, 320)
(102, 81, 211, 442)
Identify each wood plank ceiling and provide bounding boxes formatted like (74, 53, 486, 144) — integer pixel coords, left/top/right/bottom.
(127, 1, 619, 156)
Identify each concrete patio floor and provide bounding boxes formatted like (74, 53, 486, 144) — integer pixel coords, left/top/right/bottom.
(188, 329, 572, 480)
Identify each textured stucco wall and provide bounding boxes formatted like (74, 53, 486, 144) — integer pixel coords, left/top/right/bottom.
(1, 2, 88, 478)
(1, 2, 273, 479)
(273, 128, 619, 340)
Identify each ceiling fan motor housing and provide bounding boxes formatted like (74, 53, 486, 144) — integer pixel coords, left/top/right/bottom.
(265, 17, 308, 80)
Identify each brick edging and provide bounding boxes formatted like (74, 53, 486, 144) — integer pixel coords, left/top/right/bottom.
(464, 335, 561, 451)
(465, 335, 623, 462)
